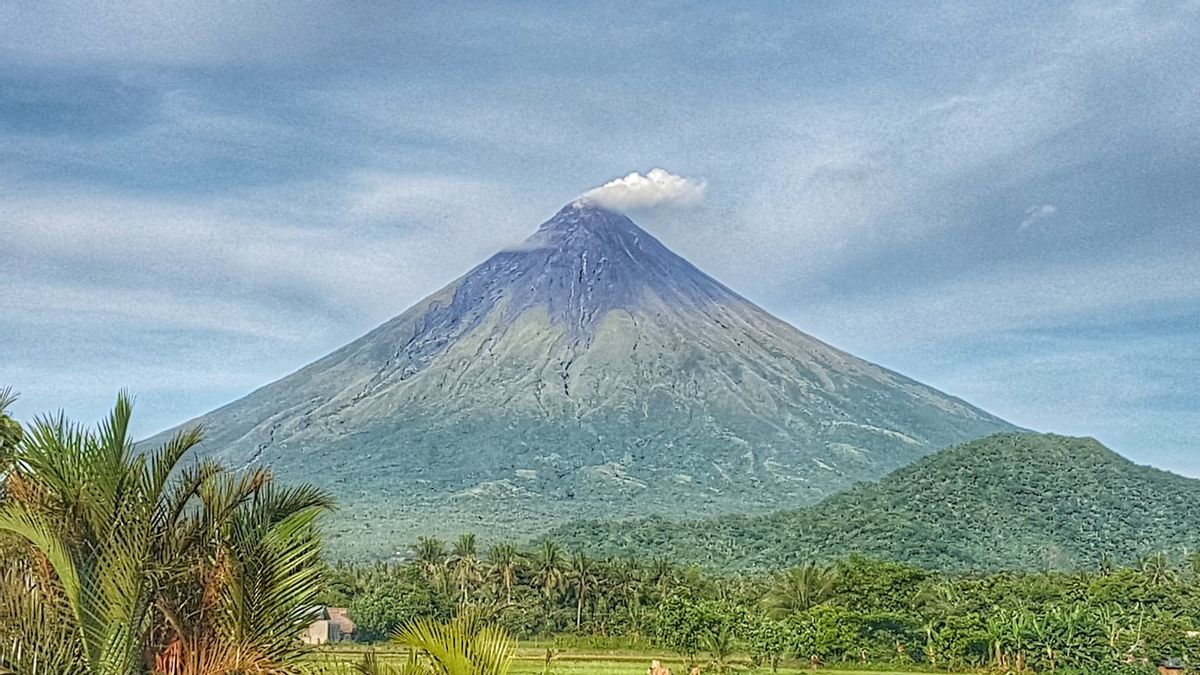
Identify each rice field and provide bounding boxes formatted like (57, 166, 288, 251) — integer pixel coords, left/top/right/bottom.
(299, 645, 971, 675)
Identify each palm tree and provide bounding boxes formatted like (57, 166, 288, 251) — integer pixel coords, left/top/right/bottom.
(1187, 551, 1200, 581)
(610, 558, 642, 630)
(648, 558, 674, 598)
(568, 552, 596, 630)
(531, 541, 566, 604)
(0, 389, 21, 550)
(0, 388, 20, 479)
(1140, 552, 1177, 588)
(0, 391, 334, 674)
(701, 622, 737, 674)
(762, 563, 836, 618)
(486, 543, 522, 604)
(392, 611, 516, 675)
(450, 534, 482, 605)
(0, 393, 200, 674)
(152, 471, 334, 673)
(913, 579, 956, 667)
(417, 537, 449, 593)
(611, 558, 641, 605)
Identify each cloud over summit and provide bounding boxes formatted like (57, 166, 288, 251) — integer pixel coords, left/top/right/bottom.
(580, 169, 705, 210)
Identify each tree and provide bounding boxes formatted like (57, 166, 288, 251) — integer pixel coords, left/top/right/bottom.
(762, 563, 836, 618)
(0, 392, 333, 674)
(609, 558, 644, 635)
(0, 393, 201, 673)
(568, 552, 595, 630)
(417, 537, 449, 592)
(165, 474, 333, 672)
(788, 605, 864, 664)
(1140, 552, 1177, 589)
(450, 533, 482, 605)
(0, 389, 21, 559)
(701, 620, 737, 673)
(736, 612, 789, 672)
(486, 543, 522, 605)
(653, 596, 706, 664)
(648, 558, 675, 598)
(531, 541, 566, 604)
(351, 582, 443, 642)
(0, 388, 20, 475)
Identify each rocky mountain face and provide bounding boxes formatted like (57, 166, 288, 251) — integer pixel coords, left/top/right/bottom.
(153, 201, 1014, 558)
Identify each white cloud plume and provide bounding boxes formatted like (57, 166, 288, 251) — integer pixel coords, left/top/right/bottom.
(1019, 203, 1058, 232)
(580, 168, 705, 210)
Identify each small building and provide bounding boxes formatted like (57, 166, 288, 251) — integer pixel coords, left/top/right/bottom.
(301, 606, 347, 645)
(327, 607, 357, 642)
(302, 618, 341, 645)
(1159, 657, 1186, 675)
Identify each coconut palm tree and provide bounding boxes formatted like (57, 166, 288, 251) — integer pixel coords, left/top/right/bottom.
(1140, 552, 1177, 588)
(762, 563, 836, 618)
(648, 558, 674, 599)
(416, 537, 449, 592)
(450, 534, 482, 606)
(568, 553, 595, 630)
(486, 543, 522, 604)
(531, 541, 566, 605)
(609, 558, 642, 630)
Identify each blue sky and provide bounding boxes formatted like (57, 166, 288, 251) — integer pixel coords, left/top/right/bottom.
(2, 1, 1198, 473)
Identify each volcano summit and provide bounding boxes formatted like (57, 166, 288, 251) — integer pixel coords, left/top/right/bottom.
(157, 201, 1014, 556)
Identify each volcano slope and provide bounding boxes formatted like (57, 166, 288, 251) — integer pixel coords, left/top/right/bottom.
(150, 202, 1014, 557)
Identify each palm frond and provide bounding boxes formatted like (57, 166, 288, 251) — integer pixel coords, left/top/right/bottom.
(393, 613, 516, 675)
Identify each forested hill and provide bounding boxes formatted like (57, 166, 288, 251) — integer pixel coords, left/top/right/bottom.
(545, 433, 1200, 571)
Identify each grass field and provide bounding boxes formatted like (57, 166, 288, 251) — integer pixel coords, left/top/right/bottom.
(300, 645, 971, 675)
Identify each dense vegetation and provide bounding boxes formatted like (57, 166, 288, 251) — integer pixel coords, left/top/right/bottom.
(545, 433, 1200, 571)
(7, 392, 1200, 674)
(0, 391, 334, 674)
(324, 538, 1200, 673)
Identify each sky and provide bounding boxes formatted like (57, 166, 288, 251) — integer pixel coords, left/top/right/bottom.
(2, 1, 1198, 474)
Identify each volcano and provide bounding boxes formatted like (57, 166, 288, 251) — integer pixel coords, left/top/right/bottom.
(156, 201, 1014, 557)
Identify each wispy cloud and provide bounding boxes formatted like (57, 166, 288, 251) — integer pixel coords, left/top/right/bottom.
(1018, 204, 1057, 232)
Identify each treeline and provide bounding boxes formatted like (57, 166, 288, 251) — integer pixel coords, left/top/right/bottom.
(326, 535, 1200, 674)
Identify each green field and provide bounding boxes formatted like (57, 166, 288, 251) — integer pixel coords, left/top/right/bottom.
(300, 645, 968, 675)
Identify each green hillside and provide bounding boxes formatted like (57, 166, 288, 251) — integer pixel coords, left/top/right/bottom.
(546, 433, 1200, 571)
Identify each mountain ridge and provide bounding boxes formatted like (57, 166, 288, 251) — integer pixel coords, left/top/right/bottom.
(544, 432, 1200, 571)
(150, 202, 1016, 557)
